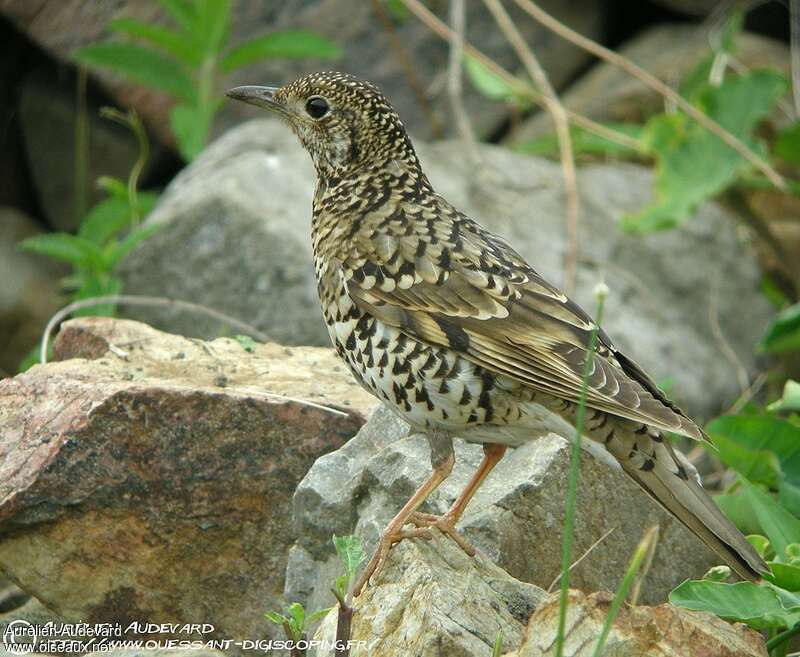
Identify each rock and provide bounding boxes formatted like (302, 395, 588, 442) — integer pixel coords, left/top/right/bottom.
(18, 66, 152, 233)
(508, 24, 791, 145)
(285, 407, 719, 619)
(0, 317, 377, 644)
(311, 538, 547, 657)
(0, 206, 63, 376)
(511, 589, 767, 657)
(0, 0, 602, 142)
(122, 118, 771, 419)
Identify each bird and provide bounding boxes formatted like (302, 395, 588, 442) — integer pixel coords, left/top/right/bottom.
(226, 72, 768, 596)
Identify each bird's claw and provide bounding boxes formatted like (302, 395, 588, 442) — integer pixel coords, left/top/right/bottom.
(408, 511, 477, 556)
(353, 525, 433, 597)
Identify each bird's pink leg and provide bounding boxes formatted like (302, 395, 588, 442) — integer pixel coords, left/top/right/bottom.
(410, 443, 507, 555)
(353, 431, 455, 597)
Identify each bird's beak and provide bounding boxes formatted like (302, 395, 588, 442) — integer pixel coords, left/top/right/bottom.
(225, 85, 284, 113)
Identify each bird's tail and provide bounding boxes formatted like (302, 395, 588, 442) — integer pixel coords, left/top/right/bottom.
(605, 426, 769, 582)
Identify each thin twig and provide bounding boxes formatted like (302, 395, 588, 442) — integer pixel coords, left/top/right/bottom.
(369, 0, 444, 137)
(510, 0, 787, 191)
(547, 526, 616, 593)
(448, 0, 479, 160)
(483, 0, 579, 292)
(398, 0, 640, 152)
(40, 294, 270, 364)
(708, 275, 750, 395)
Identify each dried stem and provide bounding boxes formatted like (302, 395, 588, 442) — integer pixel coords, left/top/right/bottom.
(547, 526, 616, 593)
(510, 0, 787, 191)
(370, 0, 443, 137)
(483, 0, 579, 292)
(398, 0, 640, 151)
(448, 0, 479, 161)
(39, 294, 270, 364)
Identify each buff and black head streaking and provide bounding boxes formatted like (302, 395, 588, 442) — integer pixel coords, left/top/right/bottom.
(227, 72, 769, 593)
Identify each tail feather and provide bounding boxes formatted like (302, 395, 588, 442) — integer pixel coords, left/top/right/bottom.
(609, 429, 768, 581)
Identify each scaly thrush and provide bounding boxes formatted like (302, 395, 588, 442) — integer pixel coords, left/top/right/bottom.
(227, 72, 768, 595)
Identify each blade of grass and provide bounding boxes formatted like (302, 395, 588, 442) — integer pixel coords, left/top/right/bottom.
(590, 525, 660, 657)
(554, 281, 608, 657)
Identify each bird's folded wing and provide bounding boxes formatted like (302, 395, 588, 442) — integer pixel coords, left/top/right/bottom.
(340, 230, 704, 441)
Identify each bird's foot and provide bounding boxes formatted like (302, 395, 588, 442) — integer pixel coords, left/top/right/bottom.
(352, 523, 433, 597)
(408, 511, 477, 556)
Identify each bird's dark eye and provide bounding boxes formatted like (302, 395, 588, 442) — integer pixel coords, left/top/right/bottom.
(305, 96, 330, 119)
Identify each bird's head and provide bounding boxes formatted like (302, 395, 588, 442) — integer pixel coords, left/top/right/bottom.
(226, 71, 420, 182)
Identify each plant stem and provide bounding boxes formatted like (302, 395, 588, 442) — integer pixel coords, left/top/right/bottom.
(334, 605, 353, 657)
(126, 111, 149, 227)
(74, 67, 89, 226)
(766, 623, 800, 652)
(554, 284, 607, 657)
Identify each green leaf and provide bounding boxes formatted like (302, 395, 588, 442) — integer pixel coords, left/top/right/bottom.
(780, 481, 800, 518)
(703, 565, 732, 582)
(106, 223, 162, 269)
(264, 611, 286, 625)
(705, 433, 781, 489)
(195, 0, 230, 56)
(221, 31, 341, 72)
(748, 534, 774, 559)
(622, 70, 787, 233)
(333, 534, 365, 578)
(232, 335, 257, 353)
(19, 233, 105, 270)
(307, 607, 333, 623)
(707, 414, 800, 485)
(740, 478, 800, 560)
(386, 0, 409, 21)
(169, 102, 216, 161)
(515, 123, 643, 159)
(762, 303, 800, 354)
(715, 492, 763, 536)
(768, 381, 800, 414)
(288, 602, 305, 631)
(669, 580, 800, 630)
(107, 18, 200, 65)
(776, 122, 800, 166)
(97, 176, 129, 200)
(158, 0, 196, 32)
(72, 43, 196, 102)
(79, 197, 133, 245)
(766, 562, 800, 591)
(464, 54, 526, 104)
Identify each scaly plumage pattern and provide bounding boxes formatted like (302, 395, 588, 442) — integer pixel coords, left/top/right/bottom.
(227, 72, 768, 590)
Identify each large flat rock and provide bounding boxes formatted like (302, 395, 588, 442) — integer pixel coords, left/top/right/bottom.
(0, 317, 377, 645)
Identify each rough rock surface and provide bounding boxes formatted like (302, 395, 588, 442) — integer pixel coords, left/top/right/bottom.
(122, 118, 771, 420)
(0, 0, 601, 142)
(0, 206, 63, 375)
(306, 541, 763, 657)
(312, 538, 547, 657)
(512, 590, 767, 657)
(285, 407, 719, 618)
(509, 25, 791, 144)
(0, 317, 376, 644)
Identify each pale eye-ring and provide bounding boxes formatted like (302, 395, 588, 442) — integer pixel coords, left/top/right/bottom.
(305, 96, 330, 119)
